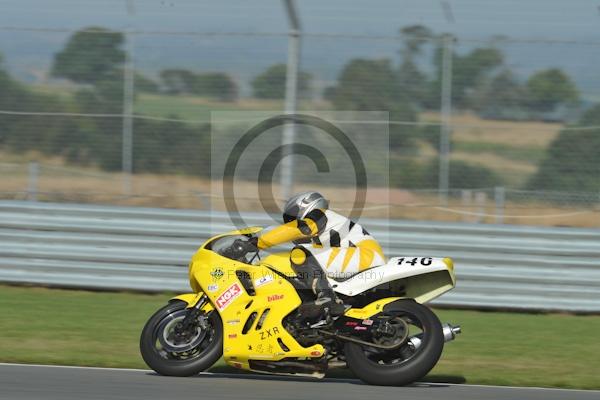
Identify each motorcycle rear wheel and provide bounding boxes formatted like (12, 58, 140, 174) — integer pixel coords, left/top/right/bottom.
(140, 300, 223, 376)
(344, 299, 444, 386)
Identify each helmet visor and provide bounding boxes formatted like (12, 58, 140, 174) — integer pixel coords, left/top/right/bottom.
(283, 205, 299, 223)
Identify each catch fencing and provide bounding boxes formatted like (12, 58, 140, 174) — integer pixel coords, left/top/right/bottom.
(1, 3, 600, 228)
(1, 200, 598, 313)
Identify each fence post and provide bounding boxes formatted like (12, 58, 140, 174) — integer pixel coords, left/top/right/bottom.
(122, 0, 136, 196)
(279, 0, 302, 201)
(474, 191, 487, 223)
(27, 162, 39, 202)
(494, 186, 505, 224)
(438, 34, 454, 206)
(461, 189, 472, 222)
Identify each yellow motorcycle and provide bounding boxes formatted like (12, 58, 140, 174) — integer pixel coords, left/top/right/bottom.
(140, 227, 460, 386)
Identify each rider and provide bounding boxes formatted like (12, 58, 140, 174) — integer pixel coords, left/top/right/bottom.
(255, 191, 386, 321)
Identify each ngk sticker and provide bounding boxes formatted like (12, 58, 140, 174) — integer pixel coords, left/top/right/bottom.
(216, 283, 243, 311)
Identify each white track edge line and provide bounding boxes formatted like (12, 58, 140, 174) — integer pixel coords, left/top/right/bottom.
(0, 362, 154, 373)
(0, 362, 598, 393)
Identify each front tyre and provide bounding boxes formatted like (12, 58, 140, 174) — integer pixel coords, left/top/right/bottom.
(140, 300, 223, 376)
(345, 299, 444, 386)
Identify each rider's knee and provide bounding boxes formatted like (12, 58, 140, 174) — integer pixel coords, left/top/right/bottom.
(290, 246, 310, 267)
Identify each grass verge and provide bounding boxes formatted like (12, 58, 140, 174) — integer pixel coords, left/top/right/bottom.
(0, 285, 598, 389)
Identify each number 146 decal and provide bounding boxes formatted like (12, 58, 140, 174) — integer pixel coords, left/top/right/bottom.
(396, 257, 432, 266)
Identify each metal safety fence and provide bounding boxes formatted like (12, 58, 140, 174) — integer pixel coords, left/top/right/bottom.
(0, 200, 598, 313)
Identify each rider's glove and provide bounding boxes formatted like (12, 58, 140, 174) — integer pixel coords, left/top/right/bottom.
(231, 237, 258, 257)
(246, 236, 259, 252)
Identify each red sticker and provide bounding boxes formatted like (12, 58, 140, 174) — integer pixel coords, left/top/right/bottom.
(216, 283, 243, 311)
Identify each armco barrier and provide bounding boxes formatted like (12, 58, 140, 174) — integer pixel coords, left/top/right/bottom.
(0, 201, 599, 312)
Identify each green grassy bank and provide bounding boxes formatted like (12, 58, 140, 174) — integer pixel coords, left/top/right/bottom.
(0, 285, 597, 389)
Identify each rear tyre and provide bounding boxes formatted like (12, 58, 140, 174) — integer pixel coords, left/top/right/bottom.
(140, 300, 223, 376)
(344, 299, 444, 386)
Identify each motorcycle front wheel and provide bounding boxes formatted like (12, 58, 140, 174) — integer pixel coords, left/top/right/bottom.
(140, 300, 223, 376)
(344, 299, 444, 386)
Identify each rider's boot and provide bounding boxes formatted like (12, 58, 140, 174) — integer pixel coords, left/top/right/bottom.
(290, 247, 346, 323)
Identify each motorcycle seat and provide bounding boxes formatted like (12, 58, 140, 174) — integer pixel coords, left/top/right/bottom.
(328, 263, 386, 282)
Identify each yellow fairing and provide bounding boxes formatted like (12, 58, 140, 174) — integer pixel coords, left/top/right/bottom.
(170, 293, 214, 312)
(344, 297, 402, 319)
(188, 232, 324, 372)
(259, 252, 297, 277)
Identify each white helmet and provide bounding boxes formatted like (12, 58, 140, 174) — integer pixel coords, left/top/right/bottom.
(283, 191, 329, 223)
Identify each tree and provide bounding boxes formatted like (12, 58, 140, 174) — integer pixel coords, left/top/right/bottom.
(396, 25, 433, 107)
(458, 48, 504, 96)
(526, 68, 579, 112)
(159, 69, 238, 101)
(471, 69, 528, 119)
(135, 72, 159, 94)
(424, 159, 501, 189)
(193, 72, 238, 101)
(326, 58, 420, 152)
(251, 64, 311, 99)
(0, 53, 29, 112)
(528, 104, 600, 193)
(328, 59, 398, 110)
(390, 158, 501, 189)
(133, 119, 211, 175)
(1, 53, 74, 154)
(388, 101, 421, 153)
(1, 51, 212, 176)
(428, 43, 504, 109)
(399, 25, 433, 56)
(52, 27, 125, 84)
(396, 59, 429, 108)
(160, 69, 196, 94)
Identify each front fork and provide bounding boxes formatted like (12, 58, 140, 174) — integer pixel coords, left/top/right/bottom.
(174, 294, 210, 336)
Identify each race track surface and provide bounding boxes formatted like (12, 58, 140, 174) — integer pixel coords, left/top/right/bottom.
(1, 363, 598, 400)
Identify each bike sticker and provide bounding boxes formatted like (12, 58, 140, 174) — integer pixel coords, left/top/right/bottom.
(267, 294, 284, 302)
(210, 268, 224, 280)
(207, 284, 219, 292)
(396, 257, 433, 266)
(259, 327, 280, 340)
(253, 343, 274, 354)
(254, 274, 274, 288)
(216, 283, 243, 311)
